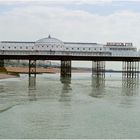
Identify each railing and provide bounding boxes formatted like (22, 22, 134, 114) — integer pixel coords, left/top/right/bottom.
(0, 50, 112, 56)
(0, 50, 139, 57)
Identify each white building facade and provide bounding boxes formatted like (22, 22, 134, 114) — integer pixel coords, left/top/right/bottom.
(0, 35, 138, 57)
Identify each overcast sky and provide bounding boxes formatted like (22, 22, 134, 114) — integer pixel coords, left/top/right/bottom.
(0, 0, 139, 69)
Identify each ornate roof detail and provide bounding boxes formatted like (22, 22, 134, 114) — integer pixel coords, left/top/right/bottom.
(35, 35, 64, 51)
(36, 35, 64, 46)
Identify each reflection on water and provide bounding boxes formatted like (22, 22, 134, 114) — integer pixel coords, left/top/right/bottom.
(28, 76, 36, 90)
(90, 76, 105, 98)
(59, 77, 72, 102)
(119, 76, 139, 108)
(1, 73, 140, 138)
(122, 77, 139, 96)
(28, 89, 37, 101)
(28, 76, 37, 101)
(0, 84, 4, 93)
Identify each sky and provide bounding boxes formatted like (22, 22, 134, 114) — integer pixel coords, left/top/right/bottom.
(0, 0, 140, 69)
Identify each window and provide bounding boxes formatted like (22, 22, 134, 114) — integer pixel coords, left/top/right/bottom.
(110, 48, 114, 50)
(77, 48, 79, 50)
(20, 47, 22, 49)
(89, 48, 90, 50)
(26, 47, 28, 49)
(83, 48, 85, 50)
(14, 47, 16, 49)
(8, 47, 10, 49)
(2, 46, 4, 49)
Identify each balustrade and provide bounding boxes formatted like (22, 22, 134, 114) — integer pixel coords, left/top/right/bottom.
(0, 50, 139, 57)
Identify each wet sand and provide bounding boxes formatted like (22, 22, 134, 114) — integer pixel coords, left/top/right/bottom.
(5, 67, 90, 74)
(0, 73, 18, 79)
(5, 66, 56, 74)
(0, 66, 56, 79)
(0, 66, 90, 80)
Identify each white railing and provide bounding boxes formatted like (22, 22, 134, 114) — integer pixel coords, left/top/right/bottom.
(0, 50, 112, 57)
(0, 50, 139, 57)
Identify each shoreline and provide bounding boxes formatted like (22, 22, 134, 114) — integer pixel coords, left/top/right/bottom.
(0, 66, 91, 80)
(5, 66, 56, 74)
(0, 73, 19, 79)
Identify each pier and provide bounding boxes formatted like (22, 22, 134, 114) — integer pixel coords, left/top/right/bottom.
(0, 35, 140, 86)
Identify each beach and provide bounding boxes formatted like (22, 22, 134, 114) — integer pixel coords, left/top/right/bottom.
(0, 66, 56, 79)
(0, 73, 18, 79)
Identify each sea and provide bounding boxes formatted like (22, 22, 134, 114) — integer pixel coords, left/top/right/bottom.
(0, 73, 140, 139)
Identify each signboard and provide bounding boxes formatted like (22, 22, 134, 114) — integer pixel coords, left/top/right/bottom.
(106, 42, 133, 46)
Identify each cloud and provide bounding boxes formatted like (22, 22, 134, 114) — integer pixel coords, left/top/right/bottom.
(71, 0, 113, 5)
(0, 0, 113, 6)
(0, 1, 140, 48)
(0, 1, 140, 69)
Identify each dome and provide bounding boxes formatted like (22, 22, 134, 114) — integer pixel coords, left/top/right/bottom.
(36, 35, 64, 46)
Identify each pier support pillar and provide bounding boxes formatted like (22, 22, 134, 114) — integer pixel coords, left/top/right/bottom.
(29, 60, 36, 89)
(92, 61, 105, 77)
(122, 61, 139, 79)
(61, 60, 71, 78)
(60, 77, 72, 102)
(0, 59, 4, 67)
(0, 59, 7, 73)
